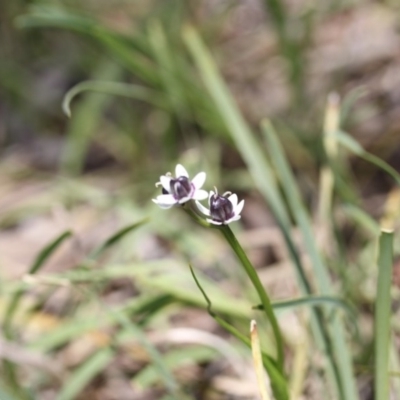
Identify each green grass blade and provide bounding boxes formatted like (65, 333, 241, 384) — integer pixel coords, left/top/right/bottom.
(148, 21, 187, 118)
(1, 230, 71, 398)
(337, 131, 400, 186)
(182, 25, 289, 229)
(61, 61, 122, 175)
(2, 230, 72, 336)
(262, 120, 359, 400)
(56, 349, 113, 400)
(87, 219, 148, 260)
(134, 346, 216, 389)
(110, 309, 182, 398)
(16, 6, 158, 84)
(375, 229, 394, 400)
(267, 295, 356, 315)
(62, 81, 168, 118)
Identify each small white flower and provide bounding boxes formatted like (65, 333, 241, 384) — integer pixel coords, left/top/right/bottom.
(196, 190, 244, 225)
(153, 164, 208, 209)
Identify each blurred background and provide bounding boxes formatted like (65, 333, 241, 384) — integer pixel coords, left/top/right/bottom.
(1, 1, 400, 399)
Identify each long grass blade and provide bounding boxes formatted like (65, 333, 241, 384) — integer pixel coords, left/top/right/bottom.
(262, 120, 359, 400)
(375, 229, 394, 400)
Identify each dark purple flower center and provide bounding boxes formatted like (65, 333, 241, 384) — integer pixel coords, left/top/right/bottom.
(170, 176, 193, 200)
(210, 194, 234, 222)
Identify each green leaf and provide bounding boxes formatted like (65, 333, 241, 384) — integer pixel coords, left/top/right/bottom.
(262, 120, 358, 400)
(2, 230, 72, 337)
(16, 6, 158, 84)
(375, 230, 394, 400)
(63, 81, 168, 118)
(134, 346, 216, 389)
(56, 349, 113, 400)
(110, 310, 183, 398)
(337, 130, 400, 186)
(87, 219, 148, 260)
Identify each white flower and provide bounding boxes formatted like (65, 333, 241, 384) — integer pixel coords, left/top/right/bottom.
(153, 164, 208, 209)
(196, 190, 244, 225)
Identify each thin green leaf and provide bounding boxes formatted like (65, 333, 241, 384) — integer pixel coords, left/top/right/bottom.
(134, 346, 216, 389)
(262, 120, 358, 400)
(2, 230, 72, 337)
(375, 229, 394, 400)
(63, 81, 168, 117)
(87, 219, 148, 260)
(56, 349, 113, 400)
(337, 131, 400, 186)
(16, 6, 158, 84)
(110, 309, 183, 399)
(61, 61, 122, 175)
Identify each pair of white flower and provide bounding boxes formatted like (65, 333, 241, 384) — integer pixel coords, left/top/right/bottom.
(152, 164, 244, 225)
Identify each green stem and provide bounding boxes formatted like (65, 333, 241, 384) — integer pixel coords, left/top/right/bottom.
(219, 225, 284, 371)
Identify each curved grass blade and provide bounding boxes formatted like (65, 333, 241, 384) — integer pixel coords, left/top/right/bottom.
(61, 60, 122, 175)
(337, 131, 400, 186)
(16, 6, 158, 84)
(87, 219, 148, 260)
(62, 81, 168, 118)
(189, 265, 289, 400)
(375, 230, 394, 400)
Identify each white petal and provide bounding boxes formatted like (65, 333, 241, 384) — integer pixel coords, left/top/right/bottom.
(178, 195, 191, 204)
(152, 199, 173, 209)
(160, 175, 171, 192)
(225, 215, 241, 224)
(207, 218, 222, 225)
(175, 164, 189, 178)
(227, 193, 238, 208)
(153, 194, 177, 207)
(234, 199, 245, 216)
(195, 201, 210, 216)
(191, 172, 206, 189)
(193, 189, 208, 200)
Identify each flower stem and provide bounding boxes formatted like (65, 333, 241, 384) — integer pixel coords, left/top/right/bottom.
(219, 225, 285, 371)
